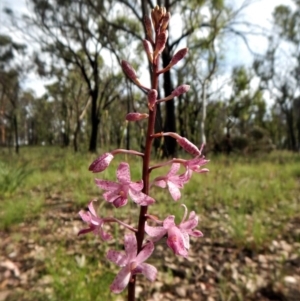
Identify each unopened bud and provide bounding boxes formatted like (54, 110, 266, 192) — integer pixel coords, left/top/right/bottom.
(126, 112, 149, 121)
(177, 137, 201, 156)
(144, 15, 154, 42)
(151, 6, 167, 30)
(161, 12, 170, 32)
(170, 48, 188, 66)
(154, 30, 168, 59)
(143, 40, 153, 63)
(172, 84, 190, 97)
(121, 60, 137, 81)
(148, 89, 158, 110)
(89, 153, 114, 173)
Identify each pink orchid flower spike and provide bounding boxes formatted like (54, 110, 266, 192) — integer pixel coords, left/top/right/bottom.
(95, 162, 155, 208)
(153, 163, 189, 201)
(145, 204, 203, 257)
(107, 234, 157, 294)
(78, 199, 111, 241)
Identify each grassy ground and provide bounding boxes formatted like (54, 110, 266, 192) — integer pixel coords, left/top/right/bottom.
(0, 146, 299, 301)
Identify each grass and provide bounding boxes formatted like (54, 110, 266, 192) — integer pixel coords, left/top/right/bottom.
(0, 146, 299, 300)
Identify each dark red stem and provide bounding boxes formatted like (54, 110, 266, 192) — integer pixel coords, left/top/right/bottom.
(127, 51, 159, 301)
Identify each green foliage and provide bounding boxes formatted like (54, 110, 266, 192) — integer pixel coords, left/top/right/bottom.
(45, 248, 116, 301)
(0, 147, 299, 299)
(0, 161, 31, 196)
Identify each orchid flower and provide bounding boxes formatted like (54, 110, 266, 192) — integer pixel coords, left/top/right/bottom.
(145, 204, 203, 257)
(95, 162, 155, 208)
(152, 163, 189, 201)
(107, 234, 157, 293)
(78, 200, 111, 241)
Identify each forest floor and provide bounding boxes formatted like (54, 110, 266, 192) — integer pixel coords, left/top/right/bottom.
(1, 195, 300, 301)
(0, 148, 300, 301)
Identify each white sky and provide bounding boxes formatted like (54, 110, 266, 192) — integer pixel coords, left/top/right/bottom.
(0, 0, 295, 98)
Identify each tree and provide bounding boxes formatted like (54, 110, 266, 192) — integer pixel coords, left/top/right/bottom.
(0, 34, 28, 153)
(6, 0, 125, 152)
(86, 0, 256, 156)
(254, 1, 300, 151)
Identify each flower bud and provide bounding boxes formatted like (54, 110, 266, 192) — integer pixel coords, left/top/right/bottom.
(143, 39, 153, 63)
(126, 112, 149, 121)
(151, 6, 167, 30)
(144, 15, 154, 43)
(172, 84, 190, 97)
(170, 48, 188, 66)
(89, 152, 114, 173)
(148, 89, 158, 110)
(121, 60, 137, 81)
(154, 30, 168, 59)
(177, 137, 201, 156)
(161, 12, 170, 32)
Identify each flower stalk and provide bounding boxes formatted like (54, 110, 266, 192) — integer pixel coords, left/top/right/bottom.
(77, 5, 209, 301)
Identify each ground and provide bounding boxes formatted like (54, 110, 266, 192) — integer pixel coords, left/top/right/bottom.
(0, 195, 299, 301)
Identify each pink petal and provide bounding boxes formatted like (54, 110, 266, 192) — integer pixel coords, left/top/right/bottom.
(107, 250, 128, 266)
(99, 228, 112, 241)
(167, 181, 181, 201)
(110, 266, 131, 294)
(117, 162, 131, 183)
(103, 191, 120, 202)
(188, 157, 209, 167)
(128, 189, 155, 206)
(181, 231, 190, 249)
(130, 180, 144, 191)
(78, 210, 92, 223)
(145, 223, 166, 241)
(189, 229, 203, 237)
(124, 234, 137, 261)
(180, 214, 198, 230)
(112, 196, 128, 208)
(78, 226, 94, 236)
(87, 200, 97, 216)
(168, 163, 180, 176)
(135, 241, 154, 264)
(163, 216, 176, 229)
(95, 179, 119, 191)
(138, 263, 157, 281)
(153, 179, 167, 188)
(167, 226, 188, 257)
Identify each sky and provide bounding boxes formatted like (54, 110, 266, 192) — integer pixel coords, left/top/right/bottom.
(0, 0, 296, 98)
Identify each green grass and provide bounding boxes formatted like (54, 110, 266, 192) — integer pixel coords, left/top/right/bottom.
(0, 146, 299, 300)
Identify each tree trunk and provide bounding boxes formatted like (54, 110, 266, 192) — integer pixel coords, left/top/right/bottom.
(13, 114, 19, 154)
(89, 92, 99, 152)
(162, 44, 177, 157)
(286, 109, 296, 151)
(73, 120, 80, 152)
(200, 80, 207, 145)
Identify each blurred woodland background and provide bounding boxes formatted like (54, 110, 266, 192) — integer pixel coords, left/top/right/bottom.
(0, 1, 300, 301)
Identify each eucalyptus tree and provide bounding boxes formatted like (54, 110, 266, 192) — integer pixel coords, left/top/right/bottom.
(254, 0, 300, 151)
(0, 34, 28, 153)
(91, 0, 258, 155)
(6, 0, 126, 152)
